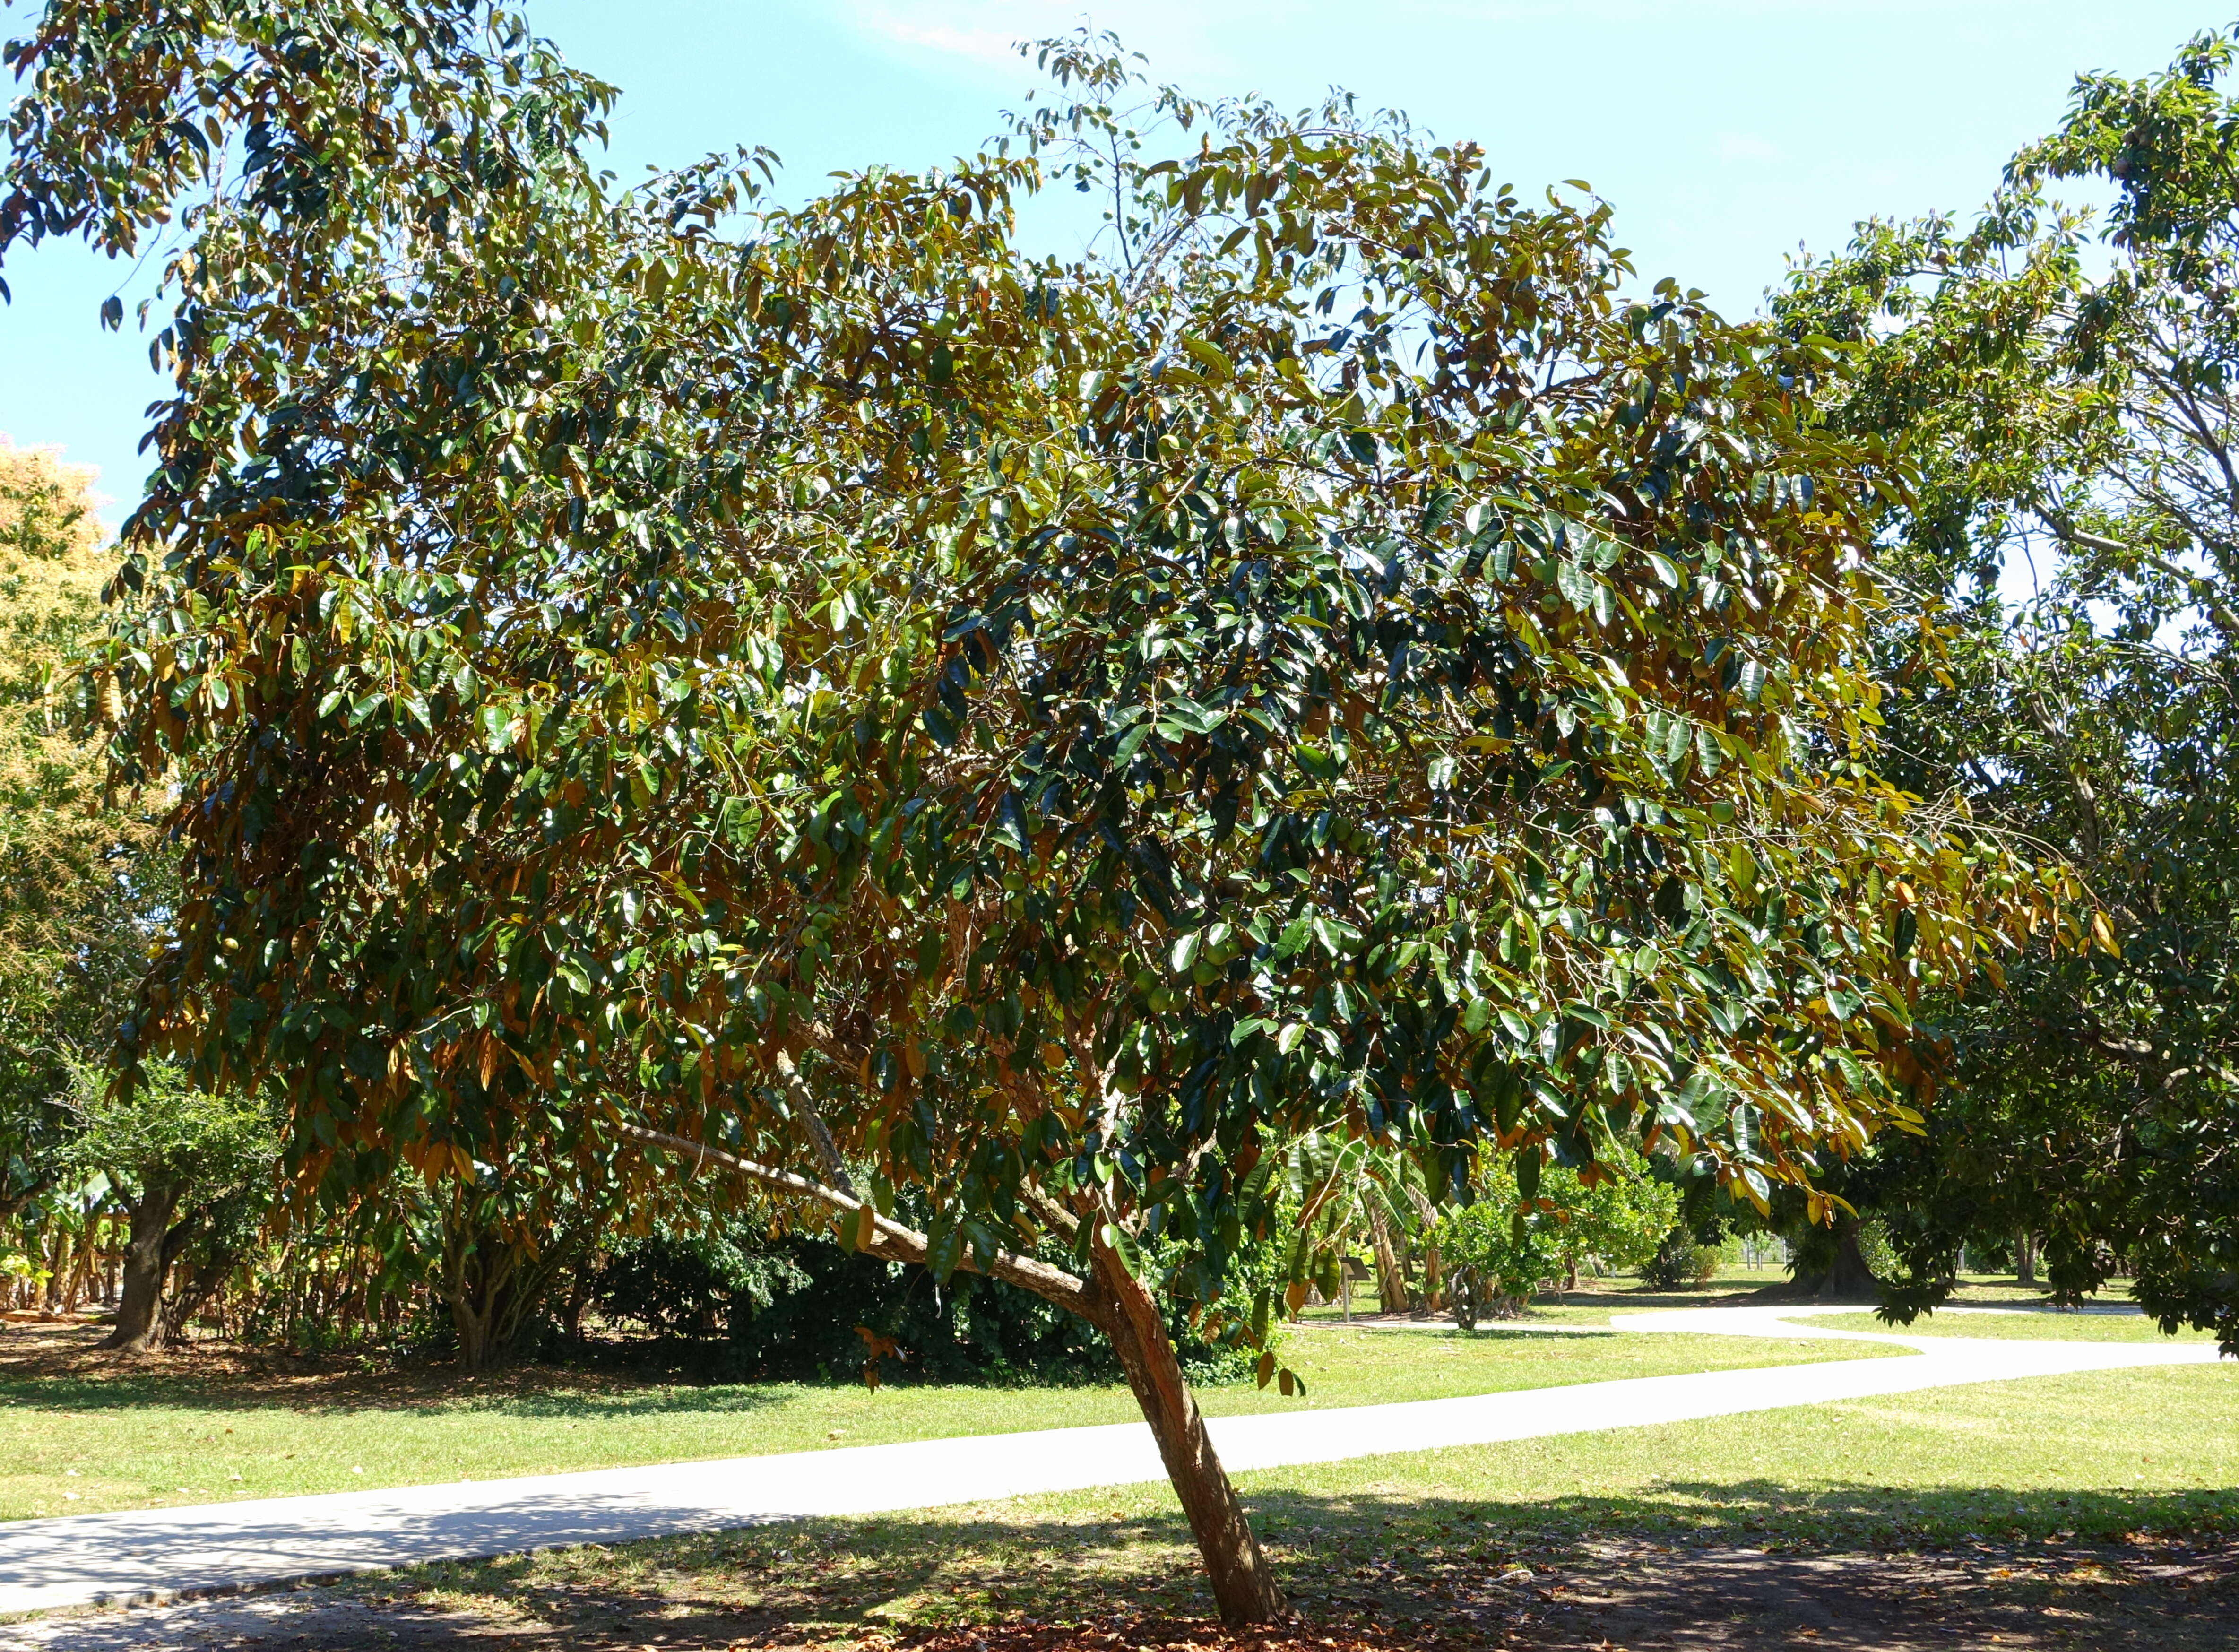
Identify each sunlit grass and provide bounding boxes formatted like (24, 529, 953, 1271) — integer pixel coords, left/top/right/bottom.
(0, 1322, 1894, 1522)
(1820, 1308, 2221, 1343)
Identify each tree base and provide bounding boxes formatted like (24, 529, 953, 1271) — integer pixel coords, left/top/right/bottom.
(1801, 1219, 1880, 1300)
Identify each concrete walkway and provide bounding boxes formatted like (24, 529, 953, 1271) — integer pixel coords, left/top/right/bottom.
(0, 1306, 2220, 1617)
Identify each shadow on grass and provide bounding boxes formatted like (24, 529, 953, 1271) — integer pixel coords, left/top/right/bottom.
(0, 1323, 1147, 1423)
(0, 1324, 822, 1421)
(358, 1478, 2239, 1651)
(1533, 1283, 1779, 1311)
(0, 1367, 815, 1422)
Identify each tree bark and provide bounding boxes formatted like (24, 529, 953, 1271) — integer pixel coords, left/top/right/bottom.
(439, 1215, 561, 1373)
(624, 1125, 1288, 1625)
(1805, 1216, 1880, 1300)
(44, 1227, 69, 1313)
(101, 1181, 182, 1353)
(1366, 1199, 1409, 1314)
(1088, 1229, 1287, 1625)
(2015, 1230, 2038, 1288)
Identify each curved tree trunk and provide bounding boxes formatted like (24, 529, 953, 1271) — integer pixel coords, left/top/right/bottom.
(161, 1257, 225, 1347)
(163, 1241, 248, 1348)
(1089, 1231, 1287, 1626)
(622, 1124, 1288, 1626)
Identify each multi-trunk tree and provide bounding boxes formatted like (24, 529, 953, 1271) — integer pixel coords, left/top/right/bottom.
(4, 2, 2064, 1620)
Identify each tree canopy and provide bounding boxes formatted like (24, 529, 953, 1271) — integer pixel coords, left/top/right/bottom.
(1777, 26, 2239, 1350)
(0, 440, 160, 1215)
(1, 446, 129, 1073)
(2, 0, 2069, 1619)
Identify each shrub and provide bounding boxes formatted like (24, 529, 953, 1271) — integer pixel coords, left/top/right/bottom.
(1642, 1227, 1722, 1289)
(588, 1216, 1264, 1386)
(1435, 1150, 1682, 1321)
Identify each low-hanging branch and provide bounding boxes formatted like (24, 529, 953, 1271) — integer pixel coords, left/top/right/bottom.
(616, 1123, 1105, 1326)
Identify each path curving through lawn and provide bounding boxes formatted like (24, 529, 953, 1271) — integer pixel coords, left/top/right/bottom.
(0, 1305, 2219, 1618)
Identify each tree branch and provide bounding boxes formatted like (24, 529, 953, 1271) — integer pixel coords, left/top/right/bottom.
(2038, 509, 2239, 640)
(619, 1124, 1105, 1326)
(771, 1047, 855, 1196)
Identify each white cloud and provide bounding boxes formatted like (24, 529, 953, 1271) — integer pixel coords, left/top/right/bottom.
(1718, 134, 1778, 161)
(850, 6, 1030, 67)
(844, 2, 1212, 72)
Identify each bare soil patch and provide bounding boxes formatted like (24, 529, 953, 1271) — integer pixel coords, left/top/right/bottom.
(0, 1321, 715, 1411)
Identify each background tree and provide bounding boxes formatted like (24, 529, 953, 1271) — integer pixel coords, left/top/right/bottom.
(64, 1057, 272, 1351)
(0, 440, 273, 1348)
(1435, 1150, 1676, 1320)
(5, 4, 2063, 1622)
(1777, 26, 2239, 1349)
(1279, 1136, 1426, 1315)
(0, 440, 151, 1220)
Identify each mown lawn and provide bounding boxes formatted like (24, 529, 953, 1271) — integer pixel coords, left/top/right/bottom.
(375, 1359, 2238, 1649)
(0, 1321, 1899, 1522)
(1819, 1308, 2222, 1342)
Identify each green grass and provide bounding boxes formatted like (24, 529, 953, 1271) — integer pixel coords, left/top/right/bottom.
(0, 1322, 1898, 1523)
(383, 1359, 2239, 1645)
(1819, 1308, 2222, 1343)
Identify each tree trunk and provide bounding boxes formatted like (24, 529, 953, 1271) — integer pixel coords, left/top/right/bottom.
(621, 1124, 1288, 1627)
(439, 1212, 565, 1372)
(445, 1235, 519, 1373)
(100, 1183, 182, 1353)
(2015, 1230, 2038, 1288)
(1806, 1216, 1879, 1300)
(60, 1231, 90, 1313)
(1366, 1200, 1408, 1314)
(1089, 1231, 1287, 1626)
(1421, 1241, 1444, 1315)
(43, 1228, 69, 1312)
(163, 1251, 237, 1347)
(451, 1288, 497, 1373)
(561, 1259, 595, 1344)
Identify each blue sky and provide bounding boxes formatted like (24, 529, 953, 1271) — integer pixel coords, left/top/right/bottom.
(0, 0, 2219, 524)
